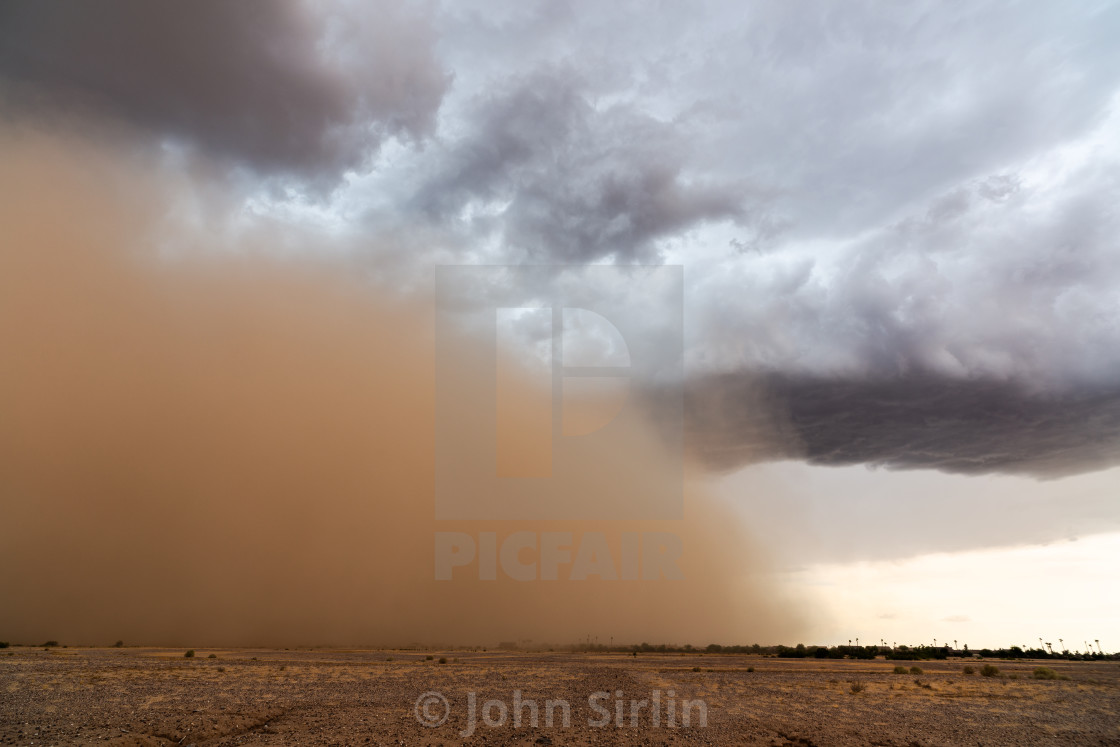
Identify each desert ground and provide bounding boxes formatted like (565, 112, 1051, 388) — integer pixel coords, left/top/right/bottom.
(1, 647, 1118, 746)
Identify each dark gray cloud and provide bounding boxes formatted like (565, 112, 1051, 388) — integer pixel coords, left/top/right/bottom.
(0, 0, 447, 183)
(673, 373, 1120, 479)
(404, 68, 752, 262)
(673, 147, 1120, 479)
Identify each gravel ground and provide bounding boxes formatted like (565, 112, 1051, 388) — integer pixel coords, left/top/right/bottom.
(1, 648, 1118, 746)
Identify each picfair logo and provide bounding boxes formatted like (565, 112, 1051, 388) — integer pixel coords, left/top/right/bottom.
(434, 266, 682, 520)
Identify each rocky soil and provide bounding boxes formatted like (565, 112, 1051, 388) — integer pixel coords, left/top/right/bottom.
(1, 648, 1118, 745)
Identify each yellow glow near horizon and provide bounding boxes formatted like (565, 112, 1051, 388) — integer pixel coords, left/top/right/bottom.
(786, 532, 1120, 651)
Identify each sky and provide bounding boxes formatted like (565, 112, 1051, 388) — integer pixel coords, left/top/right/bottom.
(1, 0, 1119, 649)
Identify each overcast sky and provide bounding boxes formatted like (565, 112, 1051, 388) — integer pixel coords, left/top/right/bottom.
(5, 1, 1118, 374)
(3, 0, 1119, 646)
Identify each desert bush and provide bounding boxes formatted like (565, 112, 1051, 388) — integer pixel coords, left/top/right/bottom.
(849, 680, 865, 693)
(439, 657, 447, 664)
(184, 650, 195, 658)
(113, 640, 124, 648)
(692, 666, 701, 672)
(962, 665, 975, 675)
(893, 666, 908, 674)
(42, 640, 59, 647)
(1009, 673, 1019, 679)
(217, 666, 225, 672)
(386, 657, 393, 662)
(0, 642, 8, 649)
(208, 653, 216, 659)
(747, 666, 755, 672)
(1032, 667, 1068, 680)
(980, 664, 999, 677)
(909, 666, 923, 675)
(426, 655, 434, 661)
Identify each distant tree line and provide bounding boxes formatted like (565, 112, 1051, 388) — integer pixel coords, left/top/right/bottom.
(0, 638, 1110, 661)
(559, 641, 1113, 661)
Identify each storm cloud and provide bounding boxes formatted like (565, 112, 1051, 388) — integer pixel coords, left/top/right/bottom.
(675, 373, 1120, 478)
(3, 0, 1120, 479)
(406, 68, 751, 263)
(0, 0, 448, 183)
